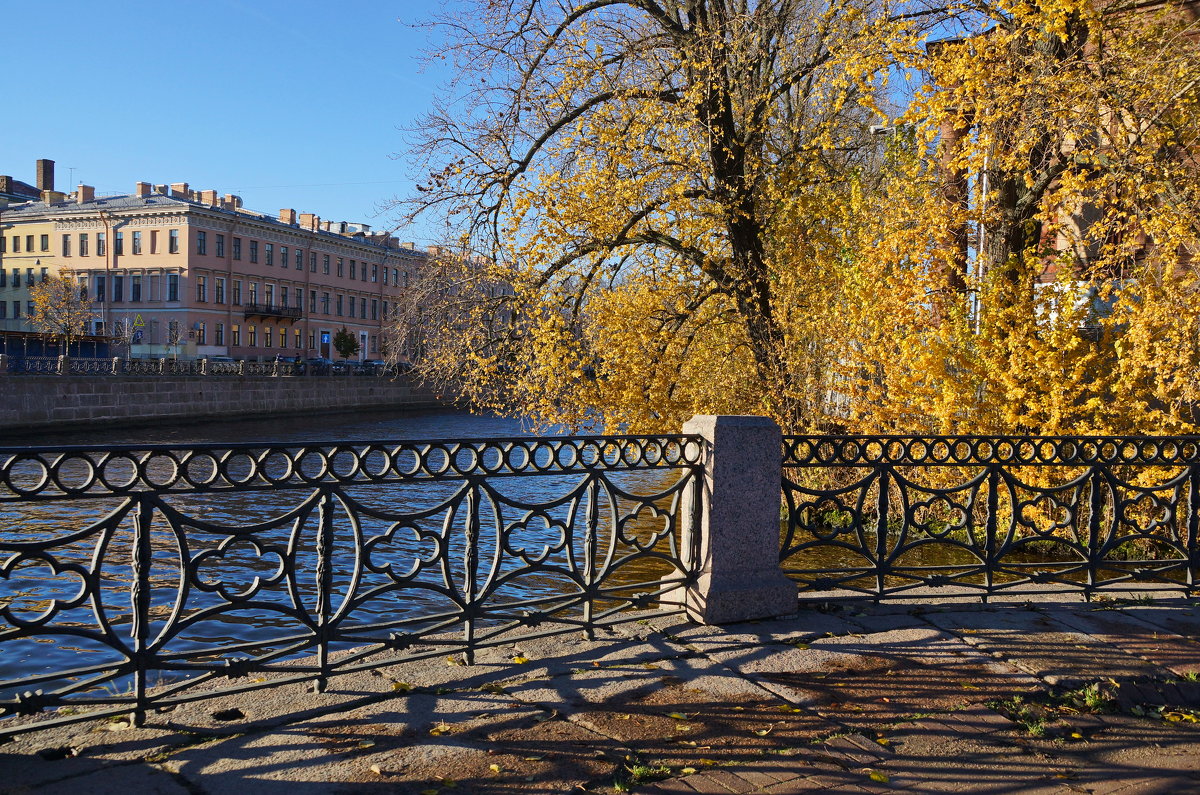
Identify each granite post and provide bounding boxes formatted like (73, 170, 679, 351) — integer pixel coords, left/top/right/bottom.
(674, 414, 797, 624)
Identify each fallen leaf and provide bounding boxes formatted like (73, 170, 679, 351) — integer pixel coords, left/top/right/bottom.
(512, 656, 530, 665)
(392, 681, 413, 693)
(357, 740, 376, 749)
(681, 767, 697, 775)
(369, 764, 383, 776)
(666, 712, 689, 720)
(868, 770, 890, 783)
(753, 725, 774, 736)
(489, 763, 503, 773)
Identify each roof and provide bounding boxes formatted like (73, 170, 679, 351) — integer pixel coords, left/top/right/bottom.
(0, 178, 40, 202)
(0, 194, 422, 256)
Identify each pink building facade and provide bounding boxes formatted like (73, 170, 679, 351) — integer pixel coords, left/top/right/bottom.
(0, 176, 425, 361)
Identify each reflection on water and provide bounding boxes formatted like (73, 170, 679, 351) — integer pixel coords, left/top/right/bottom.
(0, 410, 691, 697)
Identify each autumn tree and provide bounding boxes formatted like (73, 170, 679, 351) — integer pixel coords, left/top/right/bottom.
(29, 272, 93, 356)
(403, 0, 911, 431)
(842, 0, 1200, 435)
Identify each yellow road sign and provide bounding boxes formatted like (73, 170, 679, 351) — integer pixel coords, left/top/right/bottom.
(133, 314, 145, 327)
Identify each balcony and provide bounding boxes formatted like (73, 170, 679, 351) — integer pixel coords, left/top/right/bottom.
(243, 303, 302, 321)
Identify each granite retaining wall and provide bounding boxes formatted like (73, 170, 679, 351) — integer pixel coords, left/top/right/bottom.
(0, 374, 445, 434)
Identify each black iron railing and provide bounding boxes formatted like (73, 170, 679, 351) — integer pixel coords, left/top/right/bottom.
(0, 435, 702, 736)
(781, 435, 1200, 599)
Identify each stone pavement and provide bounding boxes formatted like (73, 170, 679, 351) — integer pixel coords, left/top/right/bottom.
(6, 594, 1200, 794)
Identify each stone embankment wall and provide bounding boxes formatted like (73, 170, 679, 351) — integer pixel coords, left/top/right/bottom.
(0, 375, 444, 434)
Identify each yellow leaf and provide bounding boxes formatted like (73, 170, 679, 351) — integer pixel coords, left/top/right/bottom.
(512, 656, 530, 664)
(681, 767, 697, 775)
(868, 770, 890, 783)
(392, 681, 413, 693)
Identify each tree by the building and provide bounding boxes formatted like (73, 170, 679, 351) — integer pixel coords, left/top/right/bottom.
(333, 326, 360, 360)
(29, 272, 93, 356)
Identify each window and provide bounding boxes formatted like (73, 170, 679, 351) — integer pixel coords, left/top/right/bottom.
(115, 232, 124, 256)
(61, 235, 70, 257)
(309, 252, 316, 272)
(309, 290, 316, 312)
(321, 292, 330, 314)
(349, 260, 356, 280)
(265, 284, 275, 307)
(1, 237, 6, 254)
(97, 232, 106, 256)
(149, 273, 159, 301)
(231, 324, 241, 346)
(372, 264, 378, 282)
(360, 297, 366, 318)
(11, 236, 18, 253)
(370, 335, 377, 353)
(196, 231, 207, 255)
(197, 322, 206, 346)
(232, 237, 242, 260)
(279, 328, 286, 348)
(112, 275, 123, 302)
(167, 273, 179, 302)
(95, 275, 105, 303)
(295, 248, 303, 268)
(131, 274, 142, 302)
(40, 267, 48, 282)
(336, 294, 343, 316)
(294, 328, 301, 349)
(0, 270, 5, 288)
(79, 233, 89, 256)
(233, 279, 242, 305)
(264, 324, 273, 347)
(169, 229, 179, 254)
(132, 231, 142, 255)
(248, 324, 257, 346)
(249, 240, 258, 263)
(216, 277, 226, 304)
(215, 323, 225, 346)
(393, 268, 399, 286)
(280, 245, 288, 268)
(249, 282, 258, 305)
(265, 243, 274, 266)
(39, 234, 48, 252)
(336, 258, 344, 277)
(0, 303, 6, 319)
(281, 286, 289, 308)
(150, 230, 158, 254)
(11, 301, 19, 318)
(197, 276, 208, 302)
(383, 300, 389, 318)
(371, 299, 378, 320)
(25, 268, 33, 285)
(323, 255, 330, 275)
(216, 234, 225, 258)
(11, 269, 19, 289)
(348, 296, 355, 318)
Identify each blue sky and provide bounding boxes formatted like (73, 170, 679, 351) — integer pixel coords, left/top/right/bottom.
(3, 0, 454, 245)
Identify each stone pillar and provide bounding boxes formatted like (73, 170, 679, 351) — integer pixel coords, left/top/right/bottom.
(675, 415, 797, 624)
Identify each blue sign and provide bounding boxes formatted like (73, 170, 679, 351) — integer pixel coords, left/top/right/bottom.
(321, 332, 330, 344)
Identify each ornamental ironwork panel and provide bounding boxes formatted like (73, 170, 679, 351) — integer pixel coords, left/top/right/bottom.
(782, 435, 1200, 599)
(0, 435, 703, 736)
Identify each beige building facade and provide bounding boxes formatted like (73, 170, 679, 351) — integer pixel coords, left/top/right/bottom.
(0, 164, 425, 361)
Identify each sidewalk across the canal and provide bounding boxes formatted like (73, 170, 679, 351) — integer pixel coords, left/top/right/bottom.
(5, 594, 1200, 794)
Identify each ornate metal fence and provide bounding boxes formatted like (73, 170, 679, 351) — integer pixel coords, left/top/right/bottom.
(0, 435, 702, 736)
(782, 436, 1200, 599)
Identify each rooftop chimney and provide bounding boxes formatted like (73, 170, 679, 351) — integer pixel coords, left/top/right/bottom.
(36, 159, 54, 192)
(155, 184, 168, 195)
(0, 176, 12, 195)
(223, 193, 242, 209)
(299, 213, 320, 231)
(42, 190, 67, 204)
(169, 182, 189, 199)
(280, 208, 297, 225)
(199, 189, 218, 205)
(76, 184, 95, 204)
(135, 182, 152, 197)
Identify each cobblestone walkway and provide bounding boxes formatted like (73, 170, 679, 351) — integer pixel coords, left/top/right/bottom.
(6, 594, 1200, 794)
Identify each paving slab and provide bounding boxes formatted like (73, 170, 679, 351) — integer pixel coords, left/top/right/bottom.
(1038, 604, 1200, 677)
(922, 606, 1166, 685)
(720, 626, 1038, 729)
